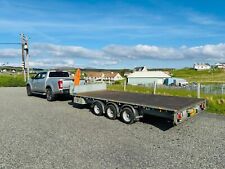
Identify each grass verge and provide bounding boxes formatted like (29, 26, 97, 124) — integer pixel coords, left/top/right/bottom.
(0, 74, 26, 87)
(108, 84, 225, 115)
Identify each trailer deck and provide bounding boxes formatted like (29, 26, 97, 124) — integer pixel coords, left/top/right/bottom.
(76, 90, 205, 111)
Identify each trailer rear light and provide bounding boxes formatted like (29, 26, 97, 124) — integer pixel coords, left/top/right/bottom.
(58, 80, 63, 89)
(200, 103, 205, 110)
(177, 112, 182, 120)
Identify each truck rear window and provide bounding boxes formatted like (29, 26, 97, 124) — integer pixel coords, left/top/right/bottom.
(49, 72, 69, 77)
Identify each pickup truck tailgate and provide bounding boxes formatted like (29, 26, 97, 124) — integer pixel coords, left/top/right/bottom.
(62, 79, 73, 89)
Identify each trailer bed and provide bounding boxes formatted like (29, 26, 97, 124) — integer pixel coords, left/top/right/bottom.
(76, 90, 205, 111)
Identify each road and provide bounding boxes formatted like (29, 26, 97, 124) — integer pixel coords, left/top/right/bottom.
(0, 87, 224, 169)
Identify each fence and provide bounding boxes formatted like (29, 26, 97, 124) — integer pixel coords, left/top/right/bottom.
(148, 83, 225, 95)
(122, 82, 225, 97)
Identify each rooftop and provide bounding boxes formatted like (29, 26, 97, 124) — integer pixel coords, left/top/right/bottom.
(128, 71, 171, 78)
(86, 71, 120, 78)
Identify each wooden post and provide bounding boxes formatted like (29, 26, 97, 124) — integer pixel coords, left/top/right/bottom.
(123, 79, 126, 91)
(197, 83, 201, 98)
(222, 84, 224, 95)
(153, 81, 157, 95)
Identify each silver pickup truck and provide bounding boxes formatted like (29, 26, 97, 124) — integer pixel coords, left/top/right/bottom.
(26, 70, 73, 101)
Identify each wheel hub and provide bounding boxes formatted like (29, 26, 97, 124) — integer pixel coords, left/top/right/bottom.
(94, 105, 100, 114)
(107, 108, 114, 118)
(123, 111, 130, 122)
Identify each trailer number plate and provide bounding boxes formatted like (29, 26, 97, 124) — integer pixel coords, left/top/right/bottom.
(187, 108, 197, 117)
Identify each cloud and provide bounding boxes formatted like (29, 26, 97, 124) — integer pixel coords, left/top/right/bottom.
(103, 43, 225, 61)
(29, 59, 76, 68)
(31, 43, 108, 59)
(0, 48, 20, 57)
(91, 60, 118, 66)
(185, 44, 225, 61)
(1, 43, 225, 67)
(186, 12, 225, 26)
(103, 45, 184, 59)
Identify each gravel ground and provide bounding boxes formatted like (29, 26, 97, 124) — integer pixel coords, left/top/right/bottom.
(0, 87, 224, 169)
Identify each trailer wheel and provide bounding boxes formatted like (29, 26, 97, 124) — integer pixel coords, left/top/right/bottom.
(46, 87, 55, 101)
(92, 101, 104, 116)
(120, 107, 136, 124)
(105, 104, 119, 120)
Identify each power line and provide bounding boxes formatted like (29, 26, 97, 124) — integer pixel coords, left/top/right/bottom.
(0, 43, 21, 45)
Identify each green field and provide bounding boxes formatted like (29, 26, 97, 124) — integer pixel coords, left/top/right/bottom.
(171, 68, 225, 84)
(0, 74, 26, 87)
(108, 85, 225, 115)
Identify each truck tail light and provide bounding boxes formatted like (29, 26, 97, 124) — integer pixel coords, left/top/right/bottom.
(58, 80, 63, 89)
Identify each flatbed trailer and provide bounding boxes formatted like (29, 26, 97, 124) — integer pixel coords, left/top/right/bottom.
(71, 84, 206, 125)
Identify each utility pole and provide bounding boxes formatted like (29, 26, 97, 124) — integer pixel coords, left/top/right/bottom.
(20, 34, 29, 82)
(20, 34, 26, 82)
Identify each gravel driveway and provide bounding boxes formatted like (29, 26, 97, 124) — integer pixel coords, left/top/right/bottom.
(0, 87, 224, 169)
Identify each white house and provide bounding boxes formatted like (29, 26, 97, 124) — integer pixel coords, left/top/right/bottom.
(127, 71, 171, 85)
(85, 71, 123, 82)
(215, 63, 225, 69)
(193, 63, 211, 70)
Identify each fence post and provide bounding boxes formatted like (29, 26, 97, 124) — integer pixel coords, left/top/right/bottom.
(197, 83, 201, 98)
(123, 79, 126, 91)
(222, 84, 224, 95)
(153, 81, 157, 95)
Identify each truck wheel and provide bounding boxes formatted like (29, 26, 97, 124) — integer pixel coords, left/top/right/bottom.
(120, 107, 136, 124)
(105, 104, 118, 120)
(26, 85, 32, 96)
(46, 87, 55, 101)
(92, 101, 104, 116)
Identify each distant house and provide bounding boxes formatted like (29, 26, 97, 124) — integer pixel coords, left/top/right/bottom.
(127, 71, 171, 85)
(193, 63, 211, 70)
(215, 63, 225, 69)
(85, 71, 123, 82)
(2, 69, 7, 73)
(30, 68, 45, 74)
(11, 69, 16, 73)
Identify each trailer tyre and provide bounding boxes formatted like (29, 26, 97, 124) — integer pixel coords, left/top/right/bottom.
(46, 87, 55, 101)
(92, 101, 104, 116)
(120, 107, 136, 124)
(106, 104, 118, 120)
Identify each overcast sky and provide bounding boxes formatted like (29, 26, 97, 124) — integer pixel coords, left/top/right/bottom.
(0, 0, 225, 69)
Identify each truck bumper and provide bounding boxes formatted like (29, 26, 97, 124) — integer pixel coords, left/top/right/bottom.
(58, 89, 70, 95)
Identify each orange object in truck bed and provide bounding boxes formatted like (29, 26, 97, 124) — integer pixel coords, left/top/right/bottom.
(74, 68, 81, 86)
